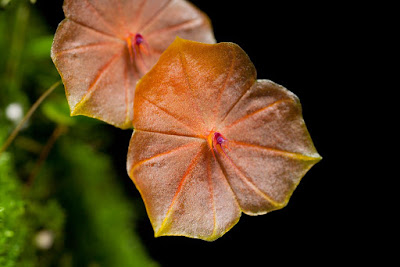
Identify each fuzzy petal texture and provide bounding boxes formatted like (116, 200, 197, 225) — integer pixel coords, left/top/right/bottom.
(127, 38, 321, 241)
(51, 0, 215, 129)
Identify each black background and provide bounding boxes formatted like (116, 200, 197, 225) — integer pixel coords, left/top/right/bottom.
(34, 1, 364, 265)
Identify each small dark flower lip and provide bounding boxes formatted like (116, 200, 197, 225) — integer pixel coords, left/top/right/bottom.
(214, 132, 226, 145)
(135, 33, 144, 45)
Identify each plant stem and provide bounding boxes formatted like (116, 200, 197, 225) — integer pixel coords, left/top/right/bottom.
(26, 124, 67, 188)
(0, 80, 62, 155)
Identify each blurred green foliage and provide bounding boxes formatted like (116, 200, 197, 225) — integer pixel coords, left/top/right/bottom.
(0, 1, 157, 266)
(54, 138, 157, 267)
(0, 152, 29, 267)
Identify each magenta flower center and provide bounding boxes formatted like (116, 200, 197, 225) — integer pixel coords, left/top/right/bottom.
(215, 132, 225, 145)
(135, 33, 144, 46)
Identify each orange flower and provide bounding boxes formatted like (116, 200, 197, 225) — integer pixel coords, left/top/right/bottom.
(127, 38, 321, 241)
(51, 0, 215, 128)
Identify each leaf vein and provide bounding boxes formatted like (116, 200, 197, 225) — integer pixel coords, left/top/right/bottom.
(144, 18, 202, 37)
(219, 78, 256, 125)
(129, 142, 199, 174)
(54, 42, 120, 57)
(67, 18, 124, 43)
(214, 46, 235, 125)
(140, 96, 198, 135)
(230, 140, 321, 161)
(157, 146, 204, 234)
(223, 99, 293, 130)
(222, 150, 283, 207)
(83, 0, 121, 38)
(177, 48, 207, 127)
(134, 129, 203, 140)
(72, 51, 123, 112)
(207, 153, 217, 238)
(137, 0, 173, 33)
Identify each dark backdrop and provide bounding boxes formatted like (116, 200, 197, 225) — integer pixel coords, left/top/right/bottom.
(35, 1, 357, 265)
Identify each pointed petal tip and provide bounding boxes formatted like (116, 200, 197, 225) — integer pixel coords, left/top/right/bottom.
(171, 36, 187, 46)
(307, 150, 322, 163)
(153, 210, 242, 242)
(171, 36, 217, 48)
(153, 220, 217, 241)
(170, 36, 198, 49)
(69, 105, 79, 118)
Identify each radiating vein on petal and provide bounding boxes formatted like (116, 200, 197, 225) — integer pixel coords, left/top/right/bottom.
(54, 42, 120, 57)
(219, 82, 254, 125)
(206, 152, 217, 238)
(144, 18, 203, 38)
(156, 146, 204, 235)
(72, 51, 124, 113)
(66, 18, 123, 42)
(129, 142, 199, 175)
(134, 129, 203, 140)
(230, 140, 322, 162)
(83, 0, 121, 37)
(137, 0, 173, 33)
(141, 96, 199, 135)
(213, 46, 235, 125)
(131, 0, 147, 30)
(177, 49, 207, 128)
(222, 151, 283, 207)
(223, 99, 293, 130)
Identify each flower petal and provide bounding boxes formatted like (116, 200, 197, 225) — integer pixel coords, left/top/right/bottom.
(128, 38, 321, 240)
(127, 130, 241, 241)
(221, 80, 321, 158)
(52, 0, 215, 128)
(134, 38, 256, 135)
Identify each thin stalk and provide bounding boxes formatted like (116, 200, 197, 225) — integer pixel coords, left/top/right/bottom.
(26, 124, 67, 188)
(0, 80, 62, 155)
